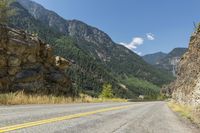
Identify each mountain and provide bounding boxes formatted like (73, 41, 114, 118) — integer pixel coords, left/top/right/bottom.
(143, 48, 187, 76)
(6, 0, 174, 98)
(143, 52, 167, 65)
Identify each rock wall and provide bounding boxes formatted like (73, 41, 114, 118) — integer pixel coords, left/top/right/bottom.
(169, 26, 200, 106)
(0, 25, 74, 96)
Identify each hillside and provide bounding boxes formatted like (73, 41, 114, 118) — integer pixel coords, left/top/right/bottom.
(143, 52, 167, 65)
(5, 0, 174, 98)
(143, 48, 187, 76)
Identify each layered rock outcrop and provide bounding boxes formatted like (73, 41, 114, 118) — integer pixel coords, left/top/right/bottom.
(169, 26, 200, 106)
(0, 25, 73, 95)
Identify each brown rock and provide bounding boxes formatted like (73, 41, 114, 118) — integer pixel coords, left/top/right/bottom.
(47, 71, 68, 85)
(15, 69, 42, 83)
(8, 56, 21, 67)
(0, 26, 74, 95)
(27, 54, 37, 63)
(170, 25, 200, 106)
(0, 77, 10, 89)
(55, 56, 71, 70)
(8, 67, 20, 75)
(7, 39, 26, 55)
(0, 68, 7, 77)
(0, 54, 7, 67)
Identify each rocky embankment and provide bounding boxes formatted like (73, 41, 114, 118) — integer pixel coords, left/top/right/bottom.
(0, 25, 74, 95)
(167, 26, 200, 106)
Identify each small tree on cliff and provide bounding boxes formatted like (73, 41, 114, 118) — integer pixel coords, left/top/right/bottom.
(0, 0, 15, 25)
(99, 83, 114, 98)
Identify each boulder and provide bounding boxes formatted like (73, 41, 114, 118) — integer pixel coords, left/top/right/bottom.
(55, 56, 71, 70)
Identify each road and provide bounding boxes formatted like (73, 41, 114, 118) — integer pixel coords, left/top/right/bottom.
(0, 101, 199, 133)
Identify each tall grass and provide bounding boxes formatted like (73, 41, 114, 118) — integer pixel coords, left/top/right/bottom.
(0, 91, 127, 105)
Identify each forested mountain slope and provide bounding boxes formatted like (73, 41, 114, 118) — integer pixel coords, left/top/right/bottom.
(143, 48, 187, 75)
(6, 0, 174, 98)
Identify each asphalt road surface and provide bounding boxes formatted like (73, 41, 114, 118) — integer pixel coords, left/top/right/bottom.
(0, 101, 199, 133)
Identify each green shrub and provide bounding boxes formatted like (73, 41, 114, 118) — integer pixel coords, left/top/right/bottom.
(99, 83, 114, 98)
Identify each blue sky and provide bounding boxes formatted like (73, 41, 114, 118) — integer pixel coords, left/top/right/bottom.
(33, 0, 200, 55)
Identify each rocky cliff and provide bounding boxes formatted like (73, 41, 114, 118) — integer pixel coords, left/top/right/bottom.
(0, 25, 73, 95)
(168, 26, 200, 106)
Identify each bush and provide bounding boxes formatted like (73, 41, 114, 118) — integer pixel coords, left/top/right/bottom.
(99, 83, 114, 98)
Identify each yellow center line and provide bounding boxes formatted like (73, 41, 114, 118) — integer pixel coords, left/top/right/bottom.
(0, 105, 132, 133)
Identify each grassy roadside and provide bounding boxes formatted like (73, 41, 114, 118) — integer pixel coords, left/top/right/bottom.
(0, 91, 127, 105)
(168, 101, 200, 127)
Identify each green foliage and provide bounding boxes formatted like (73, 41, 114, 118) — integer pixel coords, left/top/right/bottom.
(53, 36, 126, 97)
(74, 39, 174, 87)
(0, 0, 16, 24)
(6, 2, 174, 99)
(99, 84, 113, 98)
(121, 76, 160, 99)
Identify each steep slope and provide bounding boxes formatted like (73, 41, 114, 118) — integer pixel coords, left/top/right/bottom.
(18, 0, 172, 85)
(7, 0, 174, 98)
(16, 0, 69, 34)
(143, 52, 167, 65)
(156, 48, 187, 71)
(8, 1, 130, 98)
(167, 26, 200, 106)
(143, 48, 187, 76)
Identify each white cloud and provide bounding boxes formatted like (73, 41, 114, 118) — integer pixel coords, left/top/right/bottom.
(120, 33, 155, 56)
(120, 37, 144, 50)
(146, 33, 155, 40)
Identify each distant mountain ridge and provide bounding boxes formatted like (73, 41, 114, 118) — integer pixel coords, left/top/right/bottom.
(143, 48, 188, 75)
(143, 52, 167, 65)
(7, 0, 174, 98)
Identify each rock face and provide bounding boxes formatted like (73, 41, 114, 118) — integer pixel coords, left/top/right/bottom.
(0, 25, 73, 95)
(169, 26, 200, 106)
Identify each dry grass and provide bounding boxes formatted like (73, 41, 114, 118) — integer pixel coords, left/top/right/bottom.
(168, 101, 192, 120)
(193, 106, 200, 125)
(168, 101, 200, 127)
(0, 91, 127, 105)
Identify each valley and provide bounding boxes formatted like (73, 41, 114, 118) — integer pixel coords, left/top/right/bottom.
(2, 0, 174, 99)
(0, 0, 200, 132)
